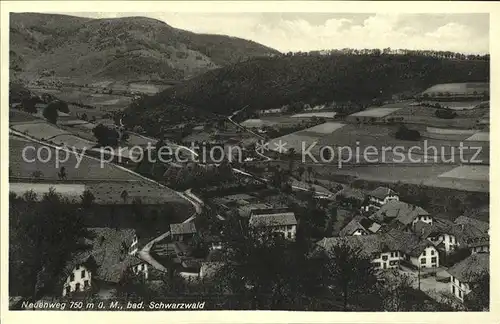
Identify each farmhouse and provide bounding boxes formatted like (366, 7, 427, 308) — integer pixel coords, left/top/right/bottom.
(370, 201, 432, 231)
(170, 222, 197, 242)
(60, 228, 147, 297)
(317, 230, 439, 270)
(249, 211, 297, 241)
(366, 186, 399, 210)
(415, 217, 489, 254)
(339, 216, 381, 236)
(448, 253, 489, 302)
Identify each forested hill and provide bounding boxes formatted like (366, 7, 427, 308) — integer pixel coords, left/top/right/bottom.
(10, 13, 279, 82)
(124, 53, 489, 130)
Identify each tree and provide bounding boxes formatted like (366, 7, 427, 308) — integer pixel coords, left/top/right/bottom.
(31, 170, 43, 182)
(48, 100, 69, 113)
(58, 166, 67, 180)
(322, 241, 380, 310)
(378, 270, 417, 311)
(92, 123, 120, 147)
(81, 113, 88, 121)
(80, 189, 95, 209)
(9, 189, 92, 298)
(297, 166, 305, 181)
(43, 104, 58, 124)
(121, 190, 129, 203)
(464, 271, 489, 311)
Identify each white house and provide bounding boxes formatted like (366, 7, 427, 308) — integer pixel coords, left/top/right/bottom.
(366, 187, 399, 209)
(448, 253, 489, 302)
(61, 228, 147, 297)
(371, 201, 432, 231)
(249, 211, 297, 241)
(317, 229, 439, 271)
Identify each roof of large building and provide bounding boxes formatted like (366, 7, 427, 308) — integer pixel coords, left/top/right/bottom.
(369, 187, 398, 200)
(249, 212, 297, 227)
(170, 222, 197, 235)
(318, 229, 435, 258)
(371, 201, 429, 225)
(448, 253, 489, 283)
(333, 187, 367, 201)
(61, 228, 141, 284)
(454, 216, 489, 233)
(339, 216, 381, 236)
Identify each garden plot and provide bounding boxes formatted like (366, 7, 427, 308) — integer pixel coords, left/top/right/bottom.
(9, 138, 141, 181)
(291, 112, 337, 118)
(348, 108, 402, 118)
(127, 133, 158, 146)
(12, 122, 70, 140)
(465, 132, 489, 142)
(438, 165, 489, 182)
(49, 134, 96, 150)
(241, 119, 278, 128)
(268, 133, 320, 153)
(9, 183, 86, 201)
(296, 122, 345, 135)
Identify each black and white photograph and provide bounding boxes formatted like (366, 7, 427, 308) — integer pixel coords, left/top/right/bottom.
(3, 1, 495, 319)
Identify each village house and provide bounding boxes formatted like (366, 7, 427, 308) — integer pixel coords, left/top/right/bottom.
(249, 210, 298, 241)
(366, 186, 399, 210)
(448, 253, 489, 302)
(170, 222, 197, 242)
(317, 229, 439, 270)
(339, 216, 382, 236)
(415, 216, 489, 255)
(60, 228, 148, 297)
(370, 200, 432, 231)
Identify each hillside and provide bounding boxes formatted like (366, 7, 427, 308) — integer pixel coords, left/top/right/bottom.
(9, 13, 279, 83)
(124, 54, 489, 130)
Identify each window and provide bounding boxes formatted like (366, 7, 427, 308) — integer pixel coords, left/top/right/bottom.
(390, 252, 394, 258)
(431, 257, 437, 263)
(81, 270, 86, 278)
(432, 264, 436, 268)
(459, 290, 462, 298)
(70, 273, 75, 281)
(75, 283, 81, 291)
(373, 262, 380, 268)
(452, 286, 455, 294)
(65, 286, 71, 295)
(431, 250, 435, 255)
(287, 232, 292, 239)
(422, 251, 426, 256)
(420, 258, 426, 264)
(382, 255, 388, 261)
(84, 280, 89, 288)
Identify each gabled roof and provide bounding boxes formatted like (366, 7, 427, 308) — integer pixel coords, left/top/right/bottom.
(318, 230, 435, 258)
(339, 216, 381, 236)
(249, 212, 297, 227)
(61, 228, 139, 284)
(448, 253, 489, 283)
(170, 222, 197, 235)
(372, 201, 429, 225)
(454, 216, 489, 233)
(334, 187, 367, 201)
(369, 187, 398, 200)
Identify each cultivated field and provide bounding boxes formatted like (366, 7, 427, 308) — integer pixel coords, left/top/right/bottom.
(12, 122, 70, 139)
(9, 138, 141, 181)
(291, 112, 337, 118)
(241, 119, 278, 128)
(348, 108, 402, 118)
(438, 165, 489, 182)
(422, 82, 489, 96)
(465, 132, 489, 142)
(9, 183, 86, 200)
(49, 134, 97, 150)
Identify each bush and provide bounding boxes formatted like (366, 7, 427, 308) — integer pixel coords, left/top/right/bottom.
(395, 125, 421, 141)
(92, 124, 120, 146)
(435, 109, 457, 119)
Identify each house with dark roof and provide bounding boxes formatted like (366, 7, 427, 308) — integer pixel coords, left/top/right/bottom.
(249, 211, 297, 241)
(448, 253, 489, 302)
(366, 186, 399, 209)
(170, 222, 197, 242)
(371, 200, 432, 231)
(416, 216, 489, 255)
(339, 216, 381, 236)
(317, 229, 439, 270)
(60, 228, 147, 297)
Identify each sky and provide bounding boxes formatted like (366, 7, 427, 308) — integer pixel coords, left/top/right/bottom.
(66, 12, 489, 54)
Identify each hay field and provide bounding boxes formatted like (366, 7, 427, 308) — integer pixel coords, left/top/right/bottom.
(12, 122, 69, 139)
(349, 108, 401, 118)
(438, 165, 489, 182)
(291, 112, 337, 118)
